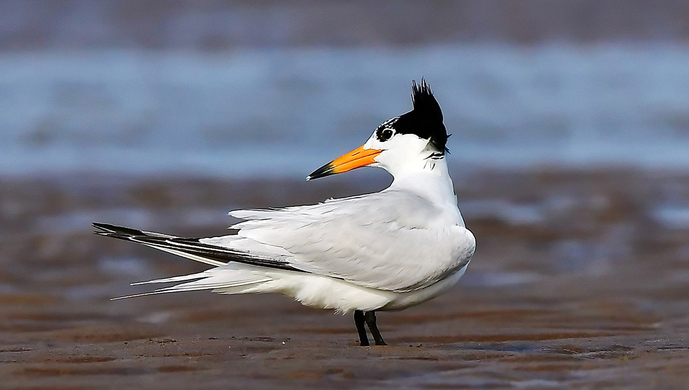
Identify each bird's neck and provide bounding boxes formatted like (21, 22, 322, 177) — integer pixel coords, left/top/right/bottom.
(388, 157, 457, 207)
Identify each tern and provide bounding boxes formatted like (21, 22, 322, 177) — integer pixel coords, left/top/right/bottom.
(94, 79, 475, 346)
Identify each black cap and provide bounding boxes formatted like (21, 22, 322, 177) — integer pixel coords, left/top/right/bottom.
(392, 79, 449, 154)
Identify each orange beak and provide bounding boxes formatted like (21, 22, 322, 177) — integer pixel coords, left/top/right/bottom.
(307, 145, 382, 180)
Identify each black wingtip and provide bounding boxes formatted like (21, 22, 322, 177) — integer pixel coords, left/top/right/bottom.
(93, 222, 146, 238)
(93, 223, 305, 272)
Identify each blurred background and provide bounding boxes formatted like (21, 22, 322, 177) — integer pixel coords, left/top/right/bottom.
(2, 1, 689, 388)
(2, 0, 689, 176)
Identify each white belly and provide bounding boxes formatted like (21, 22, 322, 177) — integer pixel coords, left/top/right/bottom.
(264, 261, 470, 313)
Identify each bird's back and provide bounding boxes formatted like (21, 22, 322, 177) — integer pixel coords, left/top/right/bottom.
(221, 189, 474, 292)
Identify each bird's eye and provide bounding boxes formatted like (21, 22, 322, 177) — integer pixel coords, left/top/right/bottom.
(377, 127, 394, 142)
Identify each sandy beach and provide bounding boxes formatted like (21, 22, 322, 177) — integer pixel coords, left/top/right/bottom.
(1, 168, 688, 389)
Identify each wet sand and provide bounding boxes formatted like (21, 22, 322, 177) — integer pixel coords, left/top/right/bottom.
(1, 168, 689, 389)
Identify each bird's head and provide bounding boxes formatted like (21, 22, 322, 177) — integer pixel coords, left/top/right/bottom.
(307, 79, 449, 181)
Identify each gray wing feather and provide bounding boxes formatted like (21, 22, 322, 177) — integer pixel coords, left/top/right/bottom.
(226, 190, 475, 292)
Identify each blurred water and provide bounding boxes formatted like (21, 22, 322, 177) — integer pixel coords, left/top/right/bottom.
(2, 43, 689, 178)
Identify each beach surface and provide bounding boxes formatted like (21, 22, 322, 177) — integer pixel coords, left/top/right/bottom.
(1, 168, 688, 389)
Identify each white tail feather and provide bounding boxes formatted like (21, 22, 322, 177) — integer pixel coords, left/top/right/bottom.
(131, 272, 207, 286)
(115, 264, 274, 300)
(141, 245, 227, 267)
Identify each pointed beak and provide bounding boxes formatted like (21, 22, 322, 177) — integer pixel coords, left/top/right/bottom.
(306, 145, 383, 181)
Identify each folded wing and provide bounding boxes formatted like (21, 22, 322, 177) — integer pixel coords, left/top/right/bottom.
(205, 190, 474, 292)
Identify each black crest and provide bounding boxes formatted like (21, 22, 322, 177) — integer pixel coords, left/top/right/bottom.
(392, 79, 449, 154)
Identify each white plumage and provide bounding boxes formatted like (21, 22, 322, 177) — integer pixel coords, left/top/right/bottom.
(95, 79, 476, 346)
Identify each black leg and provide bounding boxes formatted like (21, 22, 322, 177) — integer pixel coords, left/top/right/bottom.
(364, 311, 386, 345)
(354, 310, 369, 346)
